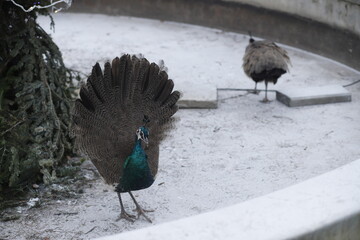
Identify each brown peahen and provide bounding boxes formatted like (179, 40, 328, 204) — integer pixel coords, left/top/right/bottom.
(72, 54, 180, 222)
(242, 36, 291, 102)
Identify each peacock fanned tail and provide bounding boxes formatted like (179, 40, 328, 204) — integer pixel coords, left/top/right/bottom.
(72, 54, 180, 184)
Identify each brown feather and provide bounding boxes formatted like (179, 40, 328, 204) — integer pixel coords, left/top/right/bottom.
(243, 39, 291, 83)
(72, 54, 180, 184)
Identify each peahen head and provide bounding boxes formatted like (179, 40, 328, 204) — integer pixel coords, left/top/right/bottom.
(136, 126, 149, 145)
(248, 31, 255, 43)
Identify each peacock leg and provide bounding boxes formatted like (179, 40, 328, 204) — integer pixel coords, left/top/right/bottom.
(116, 192, 136, 222)
(128, 191, 153, 223)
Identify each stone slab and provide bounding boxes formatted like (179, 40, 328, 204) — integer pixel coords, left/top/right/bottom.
(276, 85, 351, 107)
(178, 85, 217, 109)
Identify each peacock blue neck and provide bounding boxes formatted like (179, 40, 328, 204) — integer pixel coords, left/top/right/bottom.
(115, 136, 154, 193)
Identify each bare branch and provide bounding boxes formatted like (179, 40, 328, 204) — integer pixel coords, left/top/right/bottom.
(8, 0, 72, 13)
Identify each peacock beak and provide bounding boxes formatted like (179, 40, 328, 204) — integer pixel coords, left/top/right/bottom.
(143, 136, 149, 145)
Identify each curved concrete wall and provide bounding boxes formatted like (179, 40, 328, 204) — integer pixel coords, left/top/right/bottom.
(70, 0, 360, 71)
(224, 0, 360, 36)
(96, 159, 360, 240)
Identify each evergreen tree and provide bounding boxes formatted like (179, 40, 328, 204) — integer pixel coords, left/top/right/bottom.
(0, 0, 77, 193)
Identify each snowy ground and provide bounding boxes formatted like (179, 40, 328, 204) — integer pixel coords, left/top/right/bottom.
(1, 13, 360, 240)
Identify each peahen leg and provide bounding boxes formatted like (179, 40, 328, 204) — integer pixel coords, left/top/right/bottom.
(116, 192, 136, 222)
(128, 191, 153, 223)
(249, 82, 260, 94)
(261, 81, 270, 103)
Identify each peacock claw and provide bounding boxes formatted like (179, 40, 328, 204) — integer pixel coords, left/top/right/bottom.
(117, 211, 136, 222)
(134, 206, 153, 223)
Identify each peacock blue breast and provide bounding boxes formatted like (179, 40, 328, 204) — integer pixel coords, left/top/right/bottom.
(116, 139, 154, 193)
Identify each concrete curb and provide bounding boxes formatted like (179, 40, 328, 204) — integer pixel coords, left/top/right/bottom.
(95, 159, 360, 240)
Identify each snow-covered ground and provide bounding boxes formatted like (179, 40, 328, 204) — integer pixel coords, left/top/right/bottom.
(1, 13, 359, 240)
(37, 13, 359, 101)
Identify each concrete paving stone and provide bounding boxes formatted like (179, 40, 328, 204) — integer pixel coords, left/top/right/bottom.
(178, 84, 217, 109)
(276, 85, 351, 107)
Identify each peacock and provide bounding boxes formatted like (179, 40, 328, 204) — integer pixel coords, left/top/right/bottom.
(72, 54, 180, 223)
(242, 35, 291, 102)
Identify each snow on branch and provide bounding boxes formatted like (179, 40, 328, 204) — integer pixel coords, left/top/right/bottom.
(8, 0, 72, 13)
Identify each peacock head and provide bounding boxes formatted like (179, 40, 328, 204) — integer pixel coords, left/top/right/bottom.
(136, 126, 149, 145)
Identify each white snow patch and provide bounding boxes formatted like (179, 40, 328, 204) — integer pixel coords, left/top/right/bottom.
(27, 198, 40, 208)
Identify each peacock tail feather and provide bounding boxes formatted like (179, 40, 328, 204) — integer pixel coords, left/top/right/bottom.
(72, 54, 180, 185)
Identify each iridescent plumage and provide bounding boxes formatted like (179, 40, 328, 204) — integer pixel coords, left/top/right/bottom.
(116, 126, 154, 193)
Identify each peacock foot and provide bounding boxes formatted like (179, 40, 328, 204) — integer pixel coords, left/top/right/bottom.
(133, 206, 153, 223)
(116, 210, 136, 222)
(133, 206, 154, 213)
(128, 191, 153, 223)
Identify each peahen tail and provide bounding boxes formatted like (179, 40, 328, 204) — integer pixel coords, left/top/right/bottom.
(72, 54, 180, 183)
